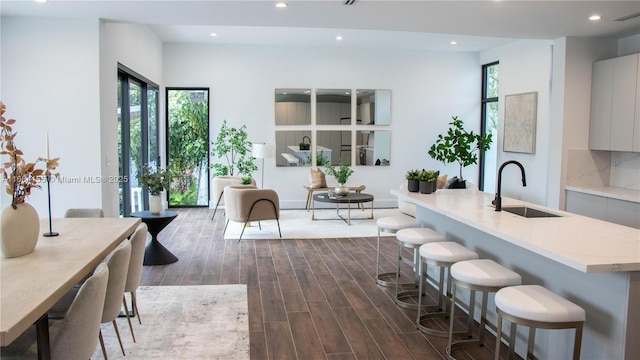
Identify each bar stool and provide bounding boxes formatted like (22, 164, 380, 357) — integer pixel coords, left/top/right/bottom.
(375, 214, 421, 286)
(494, 285, 585, 360)
(394, 228, 445, 309)
(446, 259, 522, 360)
(416, 241, 479, 337)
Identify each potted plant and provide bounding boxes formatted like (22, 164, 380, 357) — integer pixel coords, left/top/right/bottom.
(418, 169, 439, 194)
(428, 116, 492, 189)
(0, 101, 60, 257)
(137, 165, 173, 214)
(405, 169, 420, 192)
(325, 162, 354, 196)
(210, 120, 257, 178)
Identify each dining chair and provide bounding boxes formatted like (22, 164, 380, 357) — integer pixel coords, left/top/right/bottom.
(50, 263, 109, 359)
(123, 222, 148, 342)
(99, 240, 132, 359)
(64, 208, 105, 218)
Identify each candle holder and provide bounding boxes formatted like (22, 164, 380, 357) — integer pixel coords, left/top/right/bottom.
(43, 173, 58, 237)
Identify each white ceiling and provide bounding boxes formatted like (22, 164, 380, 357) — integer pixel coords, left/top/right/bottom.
(2, 0, 639, 52)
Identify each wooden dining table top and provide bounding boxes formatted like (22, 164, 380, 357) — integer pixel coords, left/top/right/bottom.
(0, 217, 141, 346)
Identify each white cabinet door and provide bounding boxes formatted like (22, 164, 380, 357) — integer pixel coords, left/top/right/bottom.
(634, 57, 640, 152)
(566, 191, 607, 220)
(606, 198, 640, 229)
(610, 54, 639, 151)
(589, 59, 614, 150)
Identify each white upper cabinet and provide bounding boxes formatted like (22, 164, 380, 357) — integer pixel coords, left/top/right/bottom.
(589, 53, 640, 152)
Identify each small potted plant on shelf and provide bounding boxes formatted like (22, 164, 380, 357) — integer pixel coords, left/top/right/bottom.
(405, 169, 420, 192)
(325, 162, 354, 196)
(137, 166, 173, 214)
(428, 116, 492, 189)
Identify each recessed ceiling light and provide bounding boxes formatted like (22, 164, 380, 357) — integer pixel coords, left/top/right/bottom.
(589, 14, 602, 21)
(34, 0, 47, 3)
(275, 2, 288, 8)
(450, 41, 458, 45)
(336, 36, 343, 41)
(210, 33, 217, 37)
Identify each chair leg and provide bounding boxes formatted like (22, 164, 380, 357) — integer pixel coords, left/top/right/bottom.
(239, 222, 248, 241)
(131, 291, 141, 325)
(277, 219, 282, 238)
(123, 295, 136, 342)
(223, 219, 230, 235)
(99, 330, 108, 360)
(112, 320, 125, 356)
(306, 191, 312, 211)
(211, 191, 225, 220)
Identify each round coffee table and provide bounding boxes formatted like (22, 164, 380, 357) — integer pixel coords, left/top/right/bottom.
(312, 192, 374, 225)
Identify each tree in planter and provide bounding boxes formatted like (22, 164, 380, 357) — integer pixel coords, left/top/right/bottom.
(210, 120, 257, 179)
(428, 116, 492, 187)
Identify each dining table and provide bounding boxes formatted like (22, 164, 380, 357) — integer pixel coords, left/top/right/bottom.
(0, 217, 141, 360)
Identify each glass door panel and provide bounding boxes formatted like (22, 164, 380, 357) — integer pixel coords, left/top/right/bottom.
(167, 88, 209, 207)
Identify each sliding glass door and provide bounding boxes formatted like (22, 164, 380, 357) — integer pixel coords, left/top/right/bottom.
(166, 88, 210, 207)
(118, 65, 159, 216)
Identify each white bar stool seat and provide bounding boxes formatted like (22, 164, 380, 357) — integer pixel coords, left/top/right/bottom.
(447, 259, 522, 360)
(376, 214, 421, 287)
(416, 241, 479, 337)
(494, 285, 585, 360)
(394, 228, 446, 309)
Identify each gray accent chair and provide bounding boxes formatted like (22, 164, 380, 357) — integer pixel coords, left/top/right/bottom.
(64, 208, 104, 218)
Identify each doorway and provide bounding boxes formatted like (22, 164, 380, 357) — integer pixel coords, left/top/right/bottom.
(166, 88, 210, 207)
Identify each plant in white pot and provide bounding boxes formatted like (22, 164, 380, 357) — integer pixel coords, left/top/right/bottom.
(0, 100, 60, 257)
(428, 116, 492, 188)
(137, 166, 173, 214)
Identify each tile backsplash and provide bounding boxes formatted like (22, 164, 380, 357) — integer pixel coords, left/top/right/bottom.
(567, 149, 640, 190)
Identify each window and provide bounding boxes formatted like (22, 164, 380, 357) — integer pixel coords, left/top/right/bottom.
(480, 62, 499, 192)
(117, 64, 159, 216)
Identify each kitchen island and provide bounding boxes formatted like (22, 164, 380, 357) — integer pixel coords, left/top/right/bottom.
(391, 187, 639, 359)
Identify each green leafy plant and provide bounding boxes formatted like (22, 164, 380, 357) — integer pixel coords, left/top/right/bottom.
(240, 176, 253, 185)
(428, 116, 492, 180)
(425, 169, 439, 182)
(0, 101, 60, 208)
(325, 162, 354, 185)
(137, 166, 173, 196)
(210, 120, 257, 177)
(405, 169, 420, 181)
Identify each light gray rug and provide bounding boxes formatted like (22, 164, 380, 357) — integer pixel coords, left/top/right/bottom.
(94, 285, 248, 359)
(223, 208, 401, 240)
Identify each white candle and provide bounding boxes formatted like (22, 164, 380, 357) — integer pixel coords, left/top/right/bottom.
(46, 131, 50, 159)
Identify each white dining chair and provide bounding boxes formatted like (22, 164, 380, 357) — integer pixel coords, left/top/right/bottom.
(99, 240, 132, 359)
(64, 208, 105, 218)
(123, 223, 148, 341)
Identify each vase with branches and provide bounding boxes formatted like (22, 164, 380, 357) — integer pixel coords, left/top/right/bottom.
(0, 100, 60, 257)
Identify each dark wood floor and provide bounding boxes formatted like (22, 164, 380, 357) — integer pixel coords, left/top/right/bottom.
(140, 208, 509, 360)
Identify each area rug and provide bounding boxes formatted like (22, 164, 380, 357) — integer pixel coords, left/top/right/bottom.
(223, 208, 401, 240)
(94, 285, 248, 359)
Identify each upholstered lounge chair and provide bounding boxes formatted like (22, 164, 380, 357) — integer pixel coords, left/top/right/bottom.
(222, 185, 281, 240)
(211, 176, 256, 220)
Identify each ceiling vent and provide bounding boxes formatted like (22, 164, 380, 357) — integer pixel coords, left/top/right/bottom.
(344, 0, 358, 5)
(614, 12, 640, 21)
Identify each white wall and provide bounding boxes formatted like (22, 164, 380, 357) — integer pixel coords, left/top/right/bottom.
(1, 16, 101, 217)
(479, 40, 554, 206)
(99, 22, 164, 217)
(163, 44, 482, 208)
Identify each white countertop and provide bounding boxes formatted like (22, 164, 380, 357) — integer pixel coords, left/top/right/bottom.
(565, 185, 640, 203)
(391, 188, 640, 273)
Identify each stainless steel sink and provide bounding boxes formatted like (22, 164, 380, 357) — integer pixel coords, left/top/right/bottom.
(501, 206, 561, 218)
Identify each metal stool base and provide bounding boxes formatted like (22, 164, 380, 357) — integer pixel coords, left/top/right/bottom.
(376, 271, 412, 287)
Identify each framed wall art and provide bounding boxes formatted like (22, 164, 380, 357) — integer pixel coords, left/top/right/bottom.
(503, 91, 537, 154)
